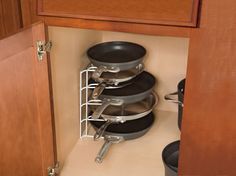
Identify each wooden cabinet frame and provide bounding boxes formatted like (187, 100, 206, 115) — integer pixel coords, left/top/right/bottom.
(20, 0, 201, 37)
(2, 0, 236, 175)
(37, 0, 200, 27)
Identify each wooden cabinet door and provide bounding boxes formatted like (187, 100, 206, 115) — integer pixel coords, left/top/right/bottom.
(37, 0, 199, 27)
(179, 0, 236, 175)
(0, 22, 55, 176)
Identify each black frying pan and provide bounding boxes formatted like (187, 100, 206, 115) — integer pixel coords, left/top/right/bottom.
(92, 71, 156, 119)
(88, 63, 144, 99)
(87, 41, 146, 80)
(90, 112, 155, 163)
(91, 92, 158, 140)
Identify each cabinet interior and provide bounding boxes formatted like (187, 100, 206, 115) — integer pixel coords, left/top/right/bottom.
(48, 26, 189, 174)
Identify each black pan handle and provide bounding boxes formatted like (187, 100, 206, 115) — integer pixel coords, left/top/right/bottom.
(164, 92, 184, 107)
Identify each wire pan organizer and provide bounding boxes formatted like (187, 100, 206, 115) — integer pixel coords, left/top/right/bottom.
(79, 65, 105, 139)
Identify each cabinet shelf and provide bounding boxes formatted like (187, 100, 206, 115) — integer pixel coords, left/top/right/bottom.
(61, 110, 180, 176)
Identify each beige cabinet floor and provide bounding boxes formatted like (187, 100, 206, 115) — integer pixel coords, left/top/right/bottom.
(61, 110, 180, 176)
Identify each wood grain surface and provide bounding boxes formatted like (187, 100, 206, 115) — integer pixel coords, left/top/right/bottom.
(38, 0, 199, 27)
(0, 23, 55, 176)
(0, 0, 22, 39)
(44, 16, 192, 37)
(179, 0, 236, 175)
(20, 0, 199, 37)
(20, 0, 39, 27)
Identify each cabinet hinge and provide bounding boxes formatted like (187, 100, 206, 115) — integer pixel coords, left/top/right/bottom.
(48, 162, 60, 176)
(37, 40, 52, 61)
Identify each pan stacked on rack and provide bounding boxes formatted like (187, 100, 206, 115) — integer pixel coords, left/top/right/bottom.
(86, 41, 158, 163)
(88, 41, 146, 99)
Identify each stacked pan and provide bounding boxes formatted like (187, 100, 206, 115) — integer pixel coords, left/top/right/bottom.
(87, 41, 158, 163)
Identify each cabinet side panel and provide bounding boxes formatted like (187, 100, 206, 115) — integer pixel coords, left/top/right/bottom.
(48, 26, 102, 165)
(179, 0, 236, 175)
(20, 0, 40, 26)
(0, 0, 22, 38)
(0, 0, 6, 38)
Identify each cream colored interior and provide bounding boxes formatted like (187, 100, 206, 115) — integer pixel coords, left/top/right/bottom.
(49, 27, 102, 164)
(48, 26, 189, 174)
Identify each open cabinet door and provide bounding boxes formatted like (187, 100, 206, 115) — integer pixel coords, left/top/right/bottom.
(0, 22, 56, 176)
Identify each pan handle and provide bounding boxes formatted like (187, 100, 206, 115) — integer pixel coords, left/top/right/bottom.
(92, 99, 124, 119)
(92, 65, 120, 80)
(95, 136, 123, 163)
(164, 92, 184, 107)
(95, 140, 113, 163)
(92, 82, 107, 99)
(94, 120, 113, 140)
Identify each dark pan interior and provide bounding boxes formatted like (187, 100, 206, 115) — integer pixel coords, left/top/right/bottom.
(101, 71, 156, 96)
(90, 112, 154, 134)
(87, 41, 146, 63)
(166, 151, 179, 169)
(162, 140, 180, 172)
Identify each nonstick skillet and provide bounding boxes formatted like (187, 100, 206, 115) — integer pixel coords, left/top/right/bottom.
(91, 71, 156, 119)
(87, 41, 146, 80)
(91, 92, 158, 140)
(90, 112, 155, 163)
(89, 63, 144, 99)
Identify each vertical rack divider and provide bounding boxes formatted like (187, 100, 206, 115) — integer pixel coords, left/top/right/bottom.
(79, 65, 104, 139)
(79, 70, 82, 139)
(85, 69, 88, 136)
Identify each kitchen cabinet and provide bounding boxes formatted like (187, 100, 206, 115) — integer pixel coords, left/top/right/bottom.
(48, 28, 188, 175)
(1, 0, 236, 175)
(37, 0, 199, 27)
(21, 0, 200, 37)
(179, 1, 236, 175)
(0, 0, 22, 39)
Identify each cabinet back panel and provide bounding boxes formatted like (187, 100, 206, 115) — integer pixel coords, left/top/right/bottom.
(102, 31, 189, 112)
